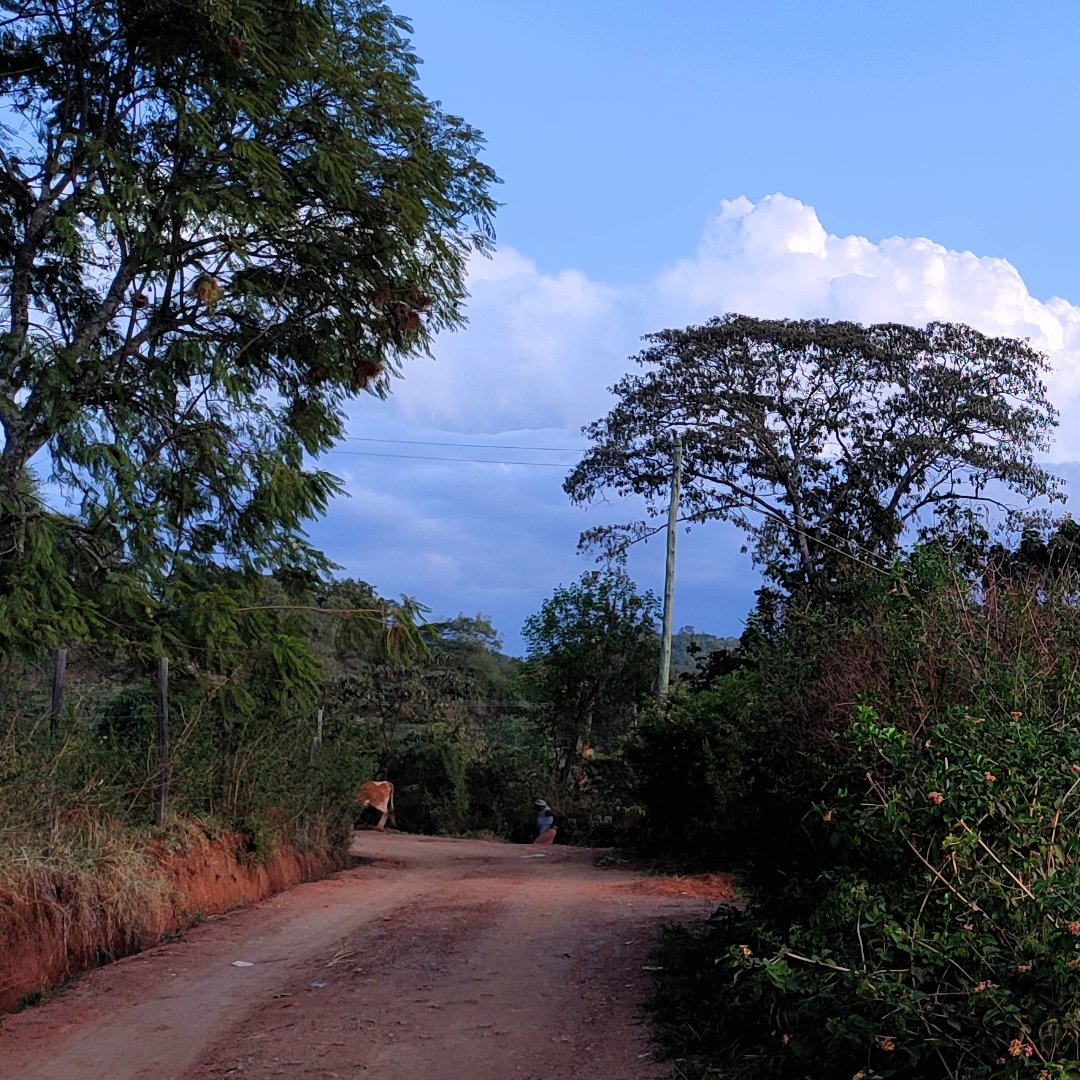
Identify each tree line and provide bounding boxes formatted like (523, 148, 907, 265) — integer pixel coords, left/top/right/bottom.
(4, 3, 1080, 1076)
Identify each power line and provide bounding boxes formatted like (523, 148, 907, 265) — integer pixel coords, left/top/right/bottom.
(326, 442, 1022, 580)
(327, 431, 1037, 582)
(326, 448, 574, 467)
(341, 435, 585, 452)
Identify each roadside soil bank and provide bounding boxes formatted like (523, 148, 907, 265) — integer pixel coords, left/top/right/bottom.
(0, 828, 345, 1013)
(0, 830, 736, 1080)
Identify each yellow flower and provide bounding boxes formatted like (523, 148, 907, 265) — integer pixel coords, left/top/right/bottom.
(880, 1035, 895, 1051)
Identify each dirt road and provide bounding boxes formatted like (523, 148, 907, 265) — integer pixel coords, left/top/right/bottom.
(0, 832, 732, 1079)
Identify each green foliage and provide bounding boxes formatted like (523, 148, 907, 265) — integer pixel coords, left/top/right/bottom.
(670, 626, 740, 678)
(0, 556, 646, 883)
(647, 535, 1080, 1078)
(319, 609, 546, 838)
(0, 0, 497, 591)
(521, 570, 660, 784)
(652, 707, 1080, 1078)
(632, 676, 753, 859)
(553, 738, 646, 847)
(0, 567, 435, 854)
(566, 316, 1061, 586)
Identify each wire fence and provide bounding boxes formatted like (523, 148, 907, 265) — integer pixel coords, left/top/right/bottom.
(0, 647, 377, 853)
(1, 643, 646, 853)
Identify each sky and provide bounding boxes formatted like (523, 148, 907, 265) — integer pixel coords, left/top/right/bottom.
(307, 1, 1080, 656)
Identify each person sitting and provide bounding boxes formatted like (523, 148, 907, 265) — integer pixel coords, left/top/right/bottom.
(533, 798, 556, 845)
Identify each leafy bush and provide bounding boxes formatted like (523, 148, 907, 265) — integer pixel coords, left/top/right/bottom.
(653, 704, 1080, 1078)
(648, 542, 1080, 1078)
(632, 678, 754, 860)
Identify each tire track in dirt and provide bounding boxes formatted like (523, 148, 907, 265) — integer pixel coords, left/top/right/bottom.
(0, 833, 730, 1080)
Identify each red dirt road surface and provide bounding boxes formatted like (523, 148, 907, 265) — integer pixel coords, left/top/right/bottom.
(0, 832, 734, 1079)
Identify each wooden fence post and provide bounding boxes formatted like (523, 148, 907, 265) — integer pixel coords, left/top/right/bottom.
(309, 706, 324, 765)
(45, 647, 67, 832)
(156, 655, 170, 828)
(49, 647, 66, 740)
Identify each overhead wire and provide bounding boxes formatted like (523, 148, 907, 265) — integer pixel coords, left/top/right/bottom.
(326, 433, 1042, 585)
(326, 448, 574, 467)
(327, 435, 947, 580)
(340, 435, 586, 452)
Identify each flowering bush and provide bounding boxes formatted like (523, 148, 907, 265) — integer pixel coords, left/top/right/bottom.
(653, 709, 1080, 1077)
(649, 544, 1080, 1078)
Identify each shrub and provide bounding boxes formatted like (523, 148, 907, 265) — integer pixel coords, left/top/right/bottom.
(649, 545, 1080, 1078)
(653, 704, 1080, 1078)
(632, 678, 754, 860)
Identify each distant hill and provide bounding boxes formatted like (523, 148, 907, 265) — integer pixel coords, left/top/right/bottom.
(670, 626, 740, 676)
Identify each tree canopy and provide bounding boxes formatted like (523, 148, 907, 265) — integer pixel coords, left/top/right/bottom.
(522, 571, 659, 780)
(565, 315, 1061, 585)
(0, 0, 497, 584)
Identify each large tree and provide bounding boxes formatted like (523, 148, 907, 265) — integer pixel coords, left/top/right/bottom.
(0, 0, 497, 579)
(522, 571, 659, 781)
(565, 315, 1061, 586)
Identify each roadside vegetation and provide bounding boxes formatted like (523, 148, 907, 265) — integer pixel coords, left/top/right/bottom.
(566, 316, 1078, 1079)
(4, 3, 1080, 1078)
(645, 533, 1080, 1079)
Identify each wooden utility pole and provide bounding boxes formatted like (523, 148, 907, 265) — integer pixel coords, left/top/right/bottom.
(309, 706, 325, 765)
(657, 435, 683, 698)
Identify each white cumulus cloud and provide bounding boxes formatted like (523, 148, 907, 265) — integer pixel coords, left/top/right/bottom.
(328, 194, 1080, 648)
(386, 247, 626, 432)
(655, 195, 1080, 448)
(375, 193, 1080, 457)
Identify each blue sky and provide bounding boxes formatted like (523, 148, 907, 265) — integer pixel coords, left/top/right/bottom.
(309, 1, 1080, 655)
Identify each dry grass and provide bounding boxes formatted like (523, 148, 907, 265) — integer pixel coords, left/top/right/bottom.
(0, 809, 177, 977)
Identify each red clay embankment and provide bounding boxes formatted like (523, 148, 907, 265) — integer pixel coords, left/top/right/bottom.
(0, 831, 737, 1080)
(0, 827, 344, 1013)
